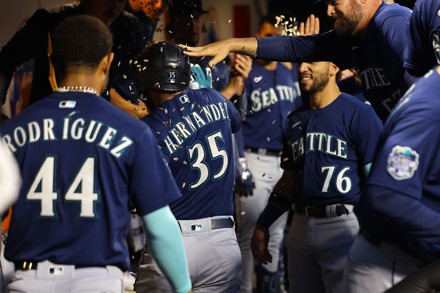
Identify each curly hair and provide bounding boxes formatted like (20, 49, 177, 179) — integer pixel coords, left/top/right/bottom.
(51, 15, 113, 80)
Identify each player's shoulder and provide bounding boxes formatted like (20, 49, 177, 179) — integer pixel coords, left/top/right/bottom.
(337, 93, 379, 118)
(413, 0, 440, 12)
(98, 99, 148, 129)
(286, 102, 309, 120)
(189, 87, 224, 102)
(44, 2, 78, 13)
(339, 92, 370, 107)
(375, 2, 411, 22)
(28, 3, 81, 29)
(111, 9, 141, 31)
(395, 69, 440, 116)
(119, 9, 140, 24)
(1, 96, 48, 127)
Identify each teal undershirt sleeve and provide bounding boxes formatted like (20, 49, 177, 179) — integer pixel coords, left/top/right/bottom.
(142, 206, 191, 293)
(364, 163, 372, 177)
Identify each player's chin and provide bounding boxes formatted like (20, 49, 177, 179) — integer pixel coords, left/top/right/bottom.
(299, 81, 312, 91)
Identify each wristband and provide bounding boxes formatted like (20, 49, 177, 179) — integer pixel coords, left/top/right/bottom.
(256, 192, 291, 229)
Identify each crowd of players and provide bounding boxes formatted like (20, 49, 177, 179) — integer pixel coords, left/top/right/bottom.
(1, 0, 440, 292)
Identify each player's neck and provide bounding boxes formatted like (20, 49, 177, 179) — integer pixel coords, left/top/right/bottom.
(355, 0, 382, 37)
(150, 90, 185, 106)
(59, 74, 103, 95)
(309, 84, 341, 109)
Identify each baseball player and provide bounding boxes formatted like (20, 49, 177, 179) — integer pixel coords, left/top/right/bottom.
(404, 0, 440, 83)
(134, 42, 242, 293)
(251, 60, 383, 293)
(345, 66, 440, 292)
(0, 16, 191, 293)
(125, 0, 169, 45)
(182, 0, 411, 122)
(235, 13, 302, 293)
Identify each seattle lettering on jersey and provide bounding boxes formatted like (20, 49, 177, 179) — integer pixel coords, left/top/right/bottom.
(359, 67, 402, 113)
(291, 132, 348, 162)
(2, 117, 134, 158)
(250, 85, 299, 112)
(359, 67, 391, 90)
(163, 101, 230, 155)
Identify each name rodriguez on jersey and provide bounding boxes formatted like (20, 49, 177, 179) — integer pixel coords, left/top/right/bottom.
(2, 117, 133, 158)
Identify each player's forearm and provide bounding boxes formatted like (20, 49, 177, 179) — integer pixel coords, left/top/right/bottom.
(256, 36, 296, 62)
(256, 170, 297, 229)
(142, 206, 191, 293)
(225, 38, 258, 57)
(220, 78, 244, 100)
(272, 169, 298, 197)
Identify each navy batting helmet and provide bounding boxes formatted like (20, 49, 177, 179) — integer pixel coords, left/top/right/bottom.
(137, 42, 191, 95)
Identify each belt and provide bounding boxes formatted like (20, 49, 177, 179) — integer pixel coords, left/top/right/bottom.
(295, 204, 351, 218)
(178, 217, 234, 232)
(14, 261, 114, 271)
(211, 218, 234, 229)
(360, 229, 381, 247)
(15, 261, 38, 271)
(246, 147, 282, 157)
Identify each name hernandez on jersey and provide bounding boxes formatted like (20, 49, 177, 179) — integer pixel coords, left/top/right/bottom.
(2, 117, 134, 158)
(161, 99, 231, 155)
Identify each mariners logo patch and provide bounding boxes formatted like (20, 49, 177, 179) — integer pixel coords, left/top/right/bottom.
(386, 145, 419, 180)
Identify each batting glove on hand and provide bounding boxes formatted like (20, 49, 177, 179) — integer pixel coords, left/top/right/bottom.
(123, 271, 136, 293)
(189, 64, 212, 89)
(235, 158, 255, 197)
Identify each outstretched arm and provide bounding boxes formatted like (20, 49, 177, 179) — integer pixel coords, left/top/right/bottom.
(180, 38, 257, 68)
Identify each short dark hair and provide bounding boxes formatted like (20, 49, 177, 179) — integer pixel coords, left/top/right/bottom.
(51, 15, 113, 80)
(258, 13, 280, 29)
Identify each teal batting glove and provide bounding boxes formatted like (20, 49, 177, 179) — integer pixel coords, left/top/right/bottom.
(189, 63, 212, 89)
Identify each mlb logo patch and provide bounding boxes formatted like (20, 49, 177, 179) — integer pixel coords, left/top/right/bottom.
(49, 266, 65, 276)
(191, 224, 203, 231)
(167, 71, 176, 84)
(386, 145, 419, 180)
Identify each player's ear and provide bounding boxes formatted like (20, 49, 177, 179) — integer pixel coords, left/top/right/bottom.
(329, 62, 339, 77)
(100, 52, 114, 75)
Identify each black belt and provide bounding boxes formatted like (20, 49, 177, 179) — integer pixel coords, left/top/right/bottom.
(179, 217, 234, 232)
(295, 204, 349, 218)
(246, 147, 282, 157)
(211, 217, 234, 229)
(15, 261, 38, 271)
(360, 230, 381, 247)
(14, 261, 117, 271)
